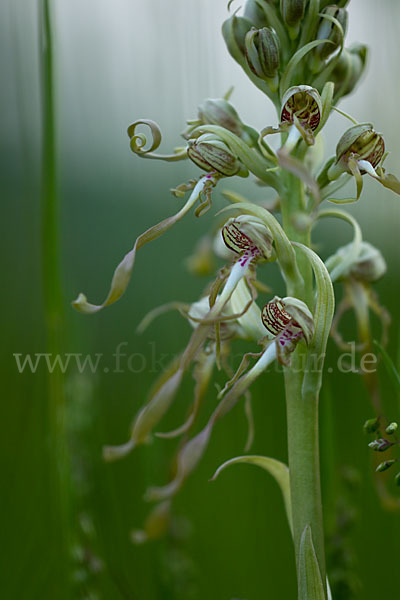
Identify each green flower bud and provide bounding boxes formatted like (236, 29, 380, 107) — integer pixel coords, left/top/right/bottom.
(245, 27, 280, 81)
(314, 6, 348, 62)
(187, 134, 242, 177)
(280, 0, 306, 27)
(280, 85, 322, 132)
(331, 123, 385, 175)
(221, 215, 274, 260)
(376, 460, 396, 473)
(395, 472, 400, 487)
(386, 422, 398, 435)
(368, 438, 393, 452)
(331, 44, 368, 99)
(363, 417, 380, 434)
(198, 98, 244, 138)
(222, 14, 254, 58)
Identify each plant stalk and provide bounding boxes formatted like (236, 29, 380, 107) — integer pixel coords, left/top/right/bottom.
(40, 0, 70, 594)
(281, 174, 327, 597)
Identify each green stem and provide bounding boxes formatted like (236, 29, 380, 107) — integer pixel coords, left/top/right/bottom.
(40, 0, 70, 594)
(280, 175, 327, 597)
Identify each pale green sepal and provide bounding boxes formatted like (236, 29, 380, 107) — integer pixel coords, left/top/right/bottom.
(317, 82, 335, 133)
(210, 454, 293, 535)
(299, 525, 327, 600)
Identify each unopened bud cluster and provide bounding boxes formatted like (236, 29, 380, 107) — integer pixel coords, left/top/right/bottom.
(223, 0, 366, 103)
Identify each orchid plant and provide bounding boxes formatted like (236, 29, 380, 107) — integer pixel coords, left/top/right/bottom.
(73, 1, 400, 598)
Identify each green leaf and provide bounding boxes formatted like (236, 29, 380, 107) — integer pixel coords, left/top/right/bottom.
(299, 525, 326, 600)
(280, 39, 334, 98)
(211, 455, 293, 535)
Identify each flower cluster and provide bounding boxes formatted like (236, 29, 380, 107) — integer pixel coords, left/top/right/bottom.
(72, 1, 399, 594)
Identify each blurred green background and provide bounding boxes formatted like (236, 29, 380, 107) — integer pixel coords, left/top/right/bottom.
(2, 0, 400, 598)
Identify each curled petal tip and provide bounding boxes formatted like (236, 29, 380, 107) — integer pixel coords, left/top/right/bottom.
(102, 440, 136, 462)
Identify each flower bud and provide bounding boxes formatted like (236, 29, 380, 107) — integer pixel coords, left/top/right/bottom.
(386, 422, 398, 435)
(280, 85, 322, 132)
(280, 0, 306, 27)
(368, 438, 393, 452)
(198, 99, 244, 137)
(376, 460, 396, 473)
(314, 6, 348, 62)
(221, 215, 274, 260)
(331, 44, 368, 99)
(363, 417, 380, 434)
(222, 14, 254, 58)
(331, 124, 385, 176)
(245, 27, 280, 81)
(187, 133, 241, 176)
(395, 472, 400, 487)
